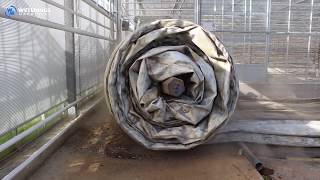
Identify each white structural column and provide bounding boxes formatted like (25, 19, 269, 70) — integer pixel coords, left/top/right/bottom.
(285, 0, 292, 75)
(306, 0, 314, 79)
(194, 0, 200, 24)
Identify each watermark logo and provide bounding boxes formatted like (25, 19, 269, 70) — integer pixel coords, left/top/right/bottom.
(5, 5, 17, 17)
(3, 5, 51, 17)
(18, 7, 51, 16)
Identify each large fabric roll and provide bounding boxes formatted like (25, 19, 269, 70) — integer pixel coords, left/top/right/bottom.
(104, 19, 239, 150)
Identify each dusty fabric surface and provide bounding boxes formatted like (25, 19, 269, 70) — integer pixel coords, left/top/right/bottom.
(104, 19, 239, 150)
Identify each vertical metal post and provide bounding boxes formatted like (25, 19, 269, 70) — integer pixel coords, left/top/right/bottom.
(95, 4, 99, 84)
(285, 0, 292, 75)
(249, 0, 252, 63)
(194, 0, 200, 24)
(110, 0, 115, 41)
(214, 0, 216, 29)
(133, 0, 137, 29)
(243, 0, 247, 60)
(116, 0, 121, 42)
(221, 0, 224, 29)
(65, 0, 77, 105)
(306, 0, 314, 79)
(231, 0, 234, 56)
(249, 0, 252, 32)
(265, 0, 271, 78)
(221, 0, 224, 41)
(76, 0, 81, 96)
(111, 0, 117, 51)
(75, 0, 80, 29)
(110, 0, 112, 13)
(318, 37, 320, 77)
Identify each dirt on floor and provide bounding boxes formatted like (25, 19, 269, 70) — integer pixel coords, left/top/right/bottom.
(28, 101, 262, 180)
(262, 156, 320, 180)
(248, 144, 320, 180)
(28, 100, 320, 180)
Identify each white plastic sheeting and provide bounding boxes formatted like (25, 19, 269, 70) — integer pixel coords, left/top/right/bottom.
(104, 19, 239, 150)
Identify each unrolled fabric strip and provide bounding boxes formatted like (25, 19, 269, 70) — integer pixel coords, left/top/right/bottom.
(104, 19, 239, 150)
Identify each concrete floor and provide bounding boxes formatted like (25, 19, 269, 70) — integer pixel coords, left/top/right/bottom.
(28, 101, 262, 180)
(27, 83, 320, 180)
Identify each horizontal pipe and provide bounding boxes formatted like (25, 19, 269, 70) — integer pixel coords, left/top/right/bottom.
(121, 2, 194, 4)
(41, 0, 114, 31)
(131, 14, 192, 17)
(0, 101, 67, 138)
(2, 97, 104, 180)
(81, 0, 114, 19)
(0, 89, 101, 154)
(206, 29, 320, 35)
(125, 9, 194, 11)
(0, 7, 113, 41)
(238, 142, 263, 170)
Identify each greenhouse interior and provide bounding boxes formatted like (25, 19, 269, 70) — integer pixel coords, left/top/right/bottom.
(0, 0, 320, 179)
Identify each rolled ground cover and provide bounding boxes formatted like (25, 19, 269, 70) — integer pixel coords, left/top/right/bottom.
(104, 19, 239, 150)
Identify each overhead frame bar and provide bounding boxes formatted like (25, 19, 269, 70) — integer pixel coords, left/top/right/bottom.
(0, 7, 113, 41)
